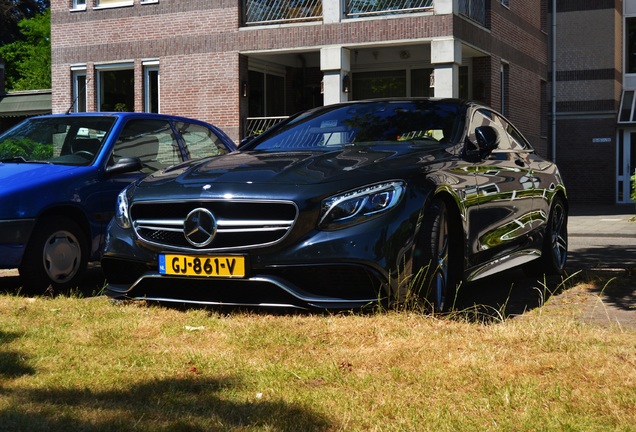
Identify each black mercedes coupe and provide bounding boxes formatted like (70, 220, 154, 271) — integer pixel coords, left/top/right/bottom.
(101, 99, 568, 311)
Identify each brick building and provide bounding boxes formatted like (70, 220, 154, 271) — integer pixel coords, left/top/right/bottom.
(50, 0, 548, 159)
(550, 0, 625, 204)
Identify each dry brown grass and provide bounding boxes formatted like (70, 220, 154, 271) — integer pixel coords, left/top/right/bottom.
(1, 279, 635, 431)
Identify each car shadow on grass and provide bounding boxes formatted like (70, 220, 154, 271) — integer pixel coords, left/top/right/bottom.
(2, 245, 634, 323)
(0, 265, 107, 298)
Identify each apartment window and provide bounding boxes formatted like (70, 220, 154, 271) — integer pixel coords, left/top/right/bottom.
(501, 0, 509, 6)
(144, 64, 160, 113)
(459, 66, 469, 99)
(95, 0, 134, 8)
(627, 17, 636, 74)
(411, 68, 434, 97)
(72, 0, 86, 9)
(619, 90, 636, 123)
(71, 68, 87, 112)
(248, 70, 285, 117)
(352, 70, 407, 100)
(501, 63, 509, 115)
(96, 63, 134, 112)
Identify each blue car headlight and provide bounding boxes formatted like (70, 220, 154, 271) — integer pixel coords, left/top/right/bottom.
(319, 181, 405, 230)
(115, 187, 132, 229)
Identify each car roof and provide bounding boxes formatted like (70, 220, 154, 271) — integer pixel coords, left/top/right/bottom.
(34, 111, 212, 123)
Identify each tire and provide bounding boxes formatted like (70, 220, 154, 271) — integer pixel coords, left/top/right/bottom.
(19, 216, 88, 294)
(542, 196, 568, 275)
(413, 198, 457, 312)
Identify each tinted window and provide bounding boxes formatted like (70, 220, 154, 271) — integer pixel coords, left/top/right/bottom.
(175, 121, 230, 160)
(112, 119, 178, 174)
(249, 101, 462, 151)
(469, 109, 513, 151)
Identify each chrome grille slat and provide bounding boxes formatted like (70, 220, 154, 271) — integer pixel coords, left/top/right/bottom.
(131, 199, 298, 251)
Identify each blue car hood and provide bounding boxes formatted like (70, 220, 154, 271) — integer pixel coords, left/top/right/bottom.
(0, 163, 80, 194)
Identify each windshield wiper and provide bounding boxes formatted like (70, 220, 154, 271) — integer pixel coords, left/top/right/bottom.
(0, 156, 52, 164)
(0, 156, 28, 163)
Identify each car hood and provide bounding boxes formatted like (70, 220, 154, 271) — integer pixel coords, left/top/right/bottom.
(0, 162, 79, 194)
(137, 146, 446, 190)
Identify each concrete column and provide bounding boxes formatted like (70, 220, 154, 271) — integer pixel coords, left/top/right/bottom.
(434, 0, 457, 15)
(431, 38, 461, 98)
(320, 46, 351, 105)
(323, 0, 342, 24)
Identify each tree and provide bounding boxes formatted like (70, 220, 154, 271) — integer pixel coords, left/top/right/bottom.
(0, 8, 51, 90)
(0, 0, 48, 45)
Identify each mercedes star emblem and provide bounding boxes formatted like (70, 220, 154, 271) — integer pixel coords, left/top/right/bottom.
(184, 208, 217, 247)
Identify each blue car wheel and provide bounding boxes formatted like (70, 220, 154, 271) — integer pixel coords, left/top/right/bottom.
(19, 215, 88, 293)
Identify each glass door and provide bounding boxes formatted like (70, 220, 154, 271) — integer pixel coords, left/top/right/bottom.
(617, 129, 636, 203)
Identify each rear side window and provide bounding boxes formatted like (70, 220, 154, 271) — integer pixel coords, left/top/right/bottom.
(175, 121, 230, 160)
(112, 119, 180, 174)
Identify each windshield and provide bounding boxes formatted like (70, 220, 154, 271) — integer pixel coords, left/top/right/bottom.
(0, 116, 116, 166)
(249, 100, 463, 151)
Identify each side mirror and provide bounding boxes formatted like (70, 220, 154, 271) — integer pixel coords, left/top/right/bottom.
(105, 156, 143, 175)
(475, 126, 499, 159)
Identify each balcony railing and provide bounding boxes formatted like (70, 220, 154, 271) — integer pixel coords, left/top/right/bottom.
(244, 0, 322, 25)
(458, 0, 485, 26)
(243, 0, 434, 25)
(244, 116, 288, 138)
(345, 0, 433, 18)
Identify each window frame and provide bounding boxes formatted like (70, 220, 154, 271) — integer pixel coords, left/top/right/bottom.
(71, 0, 86, 10)
(94, 0, 134, 10)
(95, 62, 135, 112)
(71, 67, 88, 113)
(143, 61, 160, 113)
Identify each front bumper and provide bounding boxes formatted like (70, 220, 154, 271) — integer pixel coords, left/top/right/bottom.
(101, 210, 418, 309)
(0, 218, 36, 268)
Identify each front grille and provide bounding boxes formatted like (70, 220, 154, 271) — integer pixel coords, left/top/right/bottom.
(131, 199, 298, 251)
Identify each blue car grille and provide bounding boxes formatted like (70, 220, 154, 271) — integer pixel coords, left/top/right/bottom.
(130, 200, 298, 251)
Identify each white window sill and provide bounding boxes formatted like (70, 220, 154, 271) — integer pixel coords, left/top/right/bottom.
(70, 5, 87, 12)
(141, 0, 159, 4)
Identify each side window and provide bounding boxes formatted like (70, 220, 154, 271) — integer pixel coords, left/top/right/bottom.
(175, 121, 229, 160)
(112, 119, 179, 174)
(468, 109, 513, 151)
(503, 121, 532, 151)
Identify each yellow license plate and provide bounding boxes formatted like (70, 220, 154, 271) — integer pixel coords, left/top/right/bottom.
(159, 254, 245, 277)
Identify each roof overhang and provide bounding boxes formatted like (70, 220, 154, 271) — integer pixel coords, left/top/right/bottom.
(0, 90, 52, 118)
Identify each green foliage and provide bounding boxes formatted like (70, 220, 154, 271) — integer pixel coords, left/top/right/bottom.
(632, 170, 636, 202)
(0, 137, 52, 160)
(0, 8, 51, 91)
(0, 0, 49, 45)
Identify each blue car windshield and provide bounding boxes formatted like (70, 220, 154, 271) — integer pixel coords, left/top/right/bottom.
(0, 116, 116, 166)
(250, 100, 463, 151)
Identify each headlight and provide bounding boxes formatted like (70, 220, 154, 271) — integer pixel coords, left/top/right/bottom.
(115, 187, 132, 229)
(319, 181, 405, 229)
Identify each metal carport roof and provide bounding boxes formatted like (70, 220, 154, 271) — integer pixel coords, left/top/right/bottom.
(0, 90, 51, 117)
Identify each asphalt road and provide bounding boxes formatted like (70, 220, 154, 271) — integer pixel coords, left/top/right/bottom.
(568, 235, 636, 269)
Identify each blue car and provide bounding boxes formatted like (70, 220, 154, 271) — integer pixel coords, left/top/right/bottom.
(0, 112, 236, 292)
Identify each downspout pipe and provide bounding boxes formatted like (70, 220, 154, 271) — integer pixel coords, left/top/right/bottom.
(551, 0, 557, 162)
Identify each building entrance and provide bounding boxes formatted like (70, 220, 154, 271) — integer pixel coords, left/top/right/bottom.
(617, 129, 636, 203)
